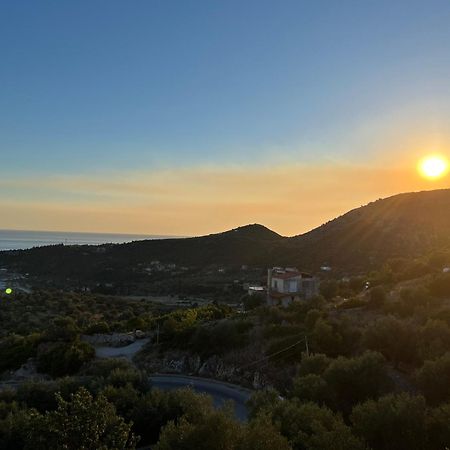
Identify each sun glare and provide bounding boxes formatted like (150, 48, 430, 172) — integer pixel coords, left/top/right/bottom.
(418, 155, 449, 179)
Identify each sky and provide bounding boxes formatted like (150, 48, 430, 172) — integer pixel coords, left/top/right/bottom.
(1, 0, 450, 236)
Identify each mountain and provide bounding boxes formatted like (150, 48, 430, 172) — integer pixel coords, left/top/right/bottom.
(110, 223, 283, 266)
(280, 188, 450, 272)
(1, 189, 450, 278)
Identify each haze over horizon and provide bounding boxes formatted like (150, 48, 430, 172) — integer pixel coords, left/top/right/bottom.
(1, 1, 450, 236)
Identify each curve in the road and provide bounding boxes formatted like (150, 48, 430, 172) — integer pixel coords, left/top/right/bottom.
(94, 338, 150, 360)
(149, 374, 253, 422)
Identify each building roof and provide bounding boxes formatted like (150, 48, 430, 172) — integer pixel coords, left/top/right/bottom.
(248, 286, 265, 291)
(272, 271, 313, 280)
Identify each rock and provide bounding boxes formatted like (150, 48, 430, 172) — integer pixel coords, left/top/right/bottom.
(252, 371, 262, 389)
(187, 355, 202, 373)
(135, 330, 146, 339)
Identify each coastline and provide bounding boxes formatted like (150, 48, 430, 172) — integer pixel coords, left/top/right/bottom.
(0, 229, 181, 252)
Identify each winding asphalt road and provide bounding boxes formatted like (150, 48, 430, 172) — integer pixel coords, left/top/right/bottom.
(93, 340, 253, 420)
(149, 374, 253, 421)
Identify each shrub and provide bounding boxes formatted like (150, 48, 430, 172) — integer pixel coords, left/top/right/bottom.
(363, 316, 420, 367)
(351, 393, 427, 450)
(428, 273, 450, 298)
(415, 353, 450, 405)
(0, 334, 40, 373)
(323, 351, 391, 413)
(368, 286, 386, 308)
(84, 321, 110, 334)
(37, 340, 95, 377)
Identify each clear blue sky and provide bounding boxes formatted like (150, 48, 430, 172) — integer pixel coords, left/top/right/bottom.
(1, 1, 449, 234)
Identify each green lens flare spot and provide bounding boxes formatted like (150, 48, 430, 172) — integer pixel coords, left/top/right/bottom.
(5, 288, 12, 295)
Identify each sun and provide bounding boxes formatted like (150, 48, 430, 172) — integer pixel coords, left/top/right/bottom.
(418, 155, 449, 179)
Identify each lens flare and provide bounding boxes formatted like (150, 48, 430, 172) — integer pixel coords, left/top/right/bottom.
(418, 156, 449, 179)
(5, 288, 12, 295)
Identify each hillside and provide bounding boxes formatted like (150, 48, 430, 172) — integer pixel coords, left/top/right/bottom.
(1, 189, 450, 279)
(281, 188, 450, 271)
(111, 223, 282, 266)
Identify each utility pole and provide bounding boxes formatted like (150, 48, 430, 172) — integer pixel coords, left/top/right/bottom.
(305, 335, 309, 357)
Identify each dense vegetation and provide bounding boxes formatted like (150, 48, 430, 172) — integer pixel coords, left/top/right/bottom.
(0, 291, 160, 338)
(2, 259, 450, 448)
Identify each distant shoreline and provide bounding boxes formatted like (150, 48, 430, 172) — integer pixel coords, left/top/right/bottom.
(0, 229, 183, 252)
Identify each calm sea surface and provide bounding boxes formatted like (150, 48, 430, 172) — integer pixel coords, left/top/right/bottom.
(0, 229, 175, 251)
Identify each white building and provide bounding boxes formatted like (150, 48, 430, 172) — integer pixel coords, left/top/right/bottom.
(267, 267, 319, 307)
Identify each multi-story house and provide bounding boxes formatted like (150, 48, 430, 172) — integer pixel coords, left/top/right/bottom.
(267, 267, 319, 307)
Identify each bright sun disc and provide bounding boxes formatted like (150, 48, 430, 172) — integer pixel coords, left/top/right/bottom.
(418, 156, 448, 179)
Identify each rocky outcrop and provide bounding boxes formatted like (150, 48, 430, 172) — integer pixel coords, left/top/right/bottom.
(138, 350, 268, 389)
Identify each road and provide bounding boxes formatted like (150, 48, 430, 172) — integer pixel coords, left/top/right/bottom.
(93, 340, 253, 421)
(94, 338, 150, 360)
(149, 374, 253, 421)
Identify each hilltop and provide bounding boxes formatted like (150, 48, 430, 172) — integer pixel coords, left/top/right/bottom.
(281, 188, 450, 271)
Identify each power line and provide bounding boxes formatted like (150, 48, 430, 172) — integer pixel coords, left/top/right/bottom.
(239, 337, 306, 370)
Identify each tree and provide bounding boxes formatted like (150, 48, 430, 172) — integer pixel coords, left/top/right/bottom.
(304, 309, 322, 330)
(363, 316, 419, 367)
(16, 381, 58, 413)
(0, 407, 36, 450)
(131, 388, 214, 447)
(292, 374, 329, 404)
(246, 388, 282, 420)
(37, 340, 95, 377)
(319, 281, 338, 300)
(44, 317, 80, 342)
(85, 321, 110, 334)
(419, 319, 450, 360)
(428, 273, 450, 298)
(272, 400, 364, 450)
(237, 414, 292, 450)
(28, 387, 136, 450)
(415, 353, 450, 405)
(350, 393, 427, 450)
(349, 276, 366, 294)
(311, 319, 343, 357)
(426, 403, 450, 450)
(100, 384, 140, 420)
(153, 404, 241, 450)
(242, 294, 265, 311)
(368, 286, 386, 308)
(0, 334, 39, 373)
(297, 354, 331, 377)
(399, 286, 431, 310)
(323, 351, 391, 414)
(248, 394, 364, 450)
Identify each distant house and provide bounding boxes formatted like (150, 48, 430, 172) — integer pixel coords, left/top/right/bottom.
(247, 285, 265, 296)
(267, 267, 319, 307)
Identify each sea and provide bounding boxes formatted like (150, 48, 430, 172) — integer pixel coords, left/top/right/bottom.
(0, 229, 175, 252)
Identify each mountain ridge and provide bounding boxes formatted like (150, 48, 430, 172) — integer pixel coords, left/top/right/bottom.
(1, 189, 450, 276)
